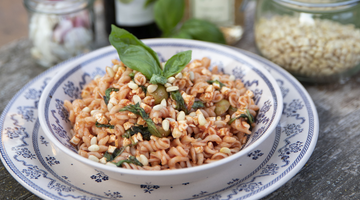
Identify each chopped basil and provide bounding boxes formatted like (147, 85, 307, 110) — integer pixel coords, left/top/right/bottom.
(119, 103, 162, 138)
(192, 100, 205, 110)
(129, 72, 135, 80)
(95, 121, 114, 129)
(140, 85, 147, 95)
(113, 156, 143, 167)
(123, 125, 151, 141)
(104, 88, 119, 105)
(170, 90, 188, 114)
(103, 147, 124, 162)
(207, 80, 226, 89)
(228, 108, 255, 129)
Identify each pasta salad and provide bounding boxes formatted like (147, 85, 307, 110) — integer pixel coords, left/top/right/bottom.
(64, 26, 259, 170)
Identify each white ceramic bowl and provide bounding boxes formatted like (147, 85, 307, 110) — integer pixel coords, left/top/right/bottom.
(38, 38, 283, 186)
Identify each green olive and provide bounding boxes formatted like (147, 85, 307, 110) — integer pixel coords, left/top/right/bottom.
(147, 84, 168, 104)
(156, 125, 171, 137)
(215, 99, 231, 116)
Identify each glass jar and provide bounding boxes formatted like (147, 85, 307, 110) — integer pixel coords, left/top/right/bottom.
(255, 0, 360, 83)
(24, 0, 95, 68)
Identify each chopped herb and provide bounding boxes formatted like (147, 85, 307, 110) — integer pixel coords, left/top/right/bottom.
(119, 103, 162, 137)
(192, 100, 205, 110)
(104, 88, 119, 105)
(103, 143, 137, 162)
(123, 130, 132, 139)
(113, 156, 143, 167)
(123, 125, 151, 141)
(129, 72, 135, 79)
(140, 85, 147, 95)
(170, 90, 188, 114)
(103, 151, 113, 161)
(103, 147, 124, 162)
(207, 80, 226, 89)
(228, 108, 255, 129)
(95, 121, 114, 129)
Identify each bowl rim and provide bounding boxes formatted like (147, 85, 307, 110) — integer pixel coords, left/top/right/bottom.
(38, 38, 283, 177)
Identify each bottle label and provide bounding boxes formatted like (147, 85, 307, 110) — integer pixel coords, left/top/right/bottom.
(115, 0, 155, 26)
(191, 0, 234, 26)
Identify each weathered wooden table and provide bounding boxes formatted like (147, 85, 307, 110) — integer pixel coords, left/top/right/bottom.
(1, 2, 360, 199)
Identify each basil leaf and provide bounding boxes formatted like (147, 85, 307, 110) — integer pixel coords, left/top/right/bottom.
(95, 121, 114, 129)
(119, 103, 163, 137)
(123, 130, 132, 139)
(119, 102, 144, 117)
(192, 100, 205, 110)
(228, 109, 255, 129)
(163, 50, 192, 78)
(118, 44, 163, 80)
(154, 0, 184, 36)
(109, 26, 162, 79)
(103, 147, 124, 162)
(144, 117, 163, 138)
(179, 19, 226, 44)
(114, 156, 143, 167)
(129, 72, 135, 79)
(170, 90, 188, 114)
(207, 80, 226, 89)
(125, 125, 151, 141)
(104, 88, 119, 105)
(140, 85, 147, 95)
(149, 74, 168, 85)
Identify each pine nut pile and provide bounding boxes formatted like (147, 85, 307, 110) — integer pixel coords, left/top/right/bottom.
(255, 15, 360, 78)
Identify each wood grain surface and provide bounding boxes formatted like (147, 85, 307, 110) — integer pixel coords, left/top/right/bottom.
(1, 1, 360, 199)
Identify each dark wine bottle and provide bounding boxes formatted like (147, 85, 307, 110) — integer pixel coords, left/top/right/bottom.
(103, 0, 161, 39)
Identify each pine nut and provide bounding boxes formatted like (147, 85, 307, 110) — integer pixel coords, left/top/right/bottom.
(90, 136, 97, 145)
(167, 77, 175, 83)
(160, 99, 167, 107)
(106, 162, 117, 167)
(177, 111, 186, 121)
(132, 95, 141, 104)
(153, 104, 164, 111)
(147, 84, 158, 93)
(189, 71, 195, 81)
(106, 66, 115, 78)
(175, 73, 183, 79)
(88, 144, 100, 152)
(127, 81, 138, 90)
(198, 113, 207, 126)
(137, 154, 149, 166)
(82, 107, 90, 112)
(166, 86, 179, 92)
(88, 155, 99, 162)
(220, 147, 231, 154)
(112, 64, 119, 72)
(162, 119, 170, 131)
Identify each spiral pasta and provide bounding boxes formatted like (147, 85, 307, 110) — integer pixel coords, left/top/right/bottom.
(65, 57, 259, 170)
